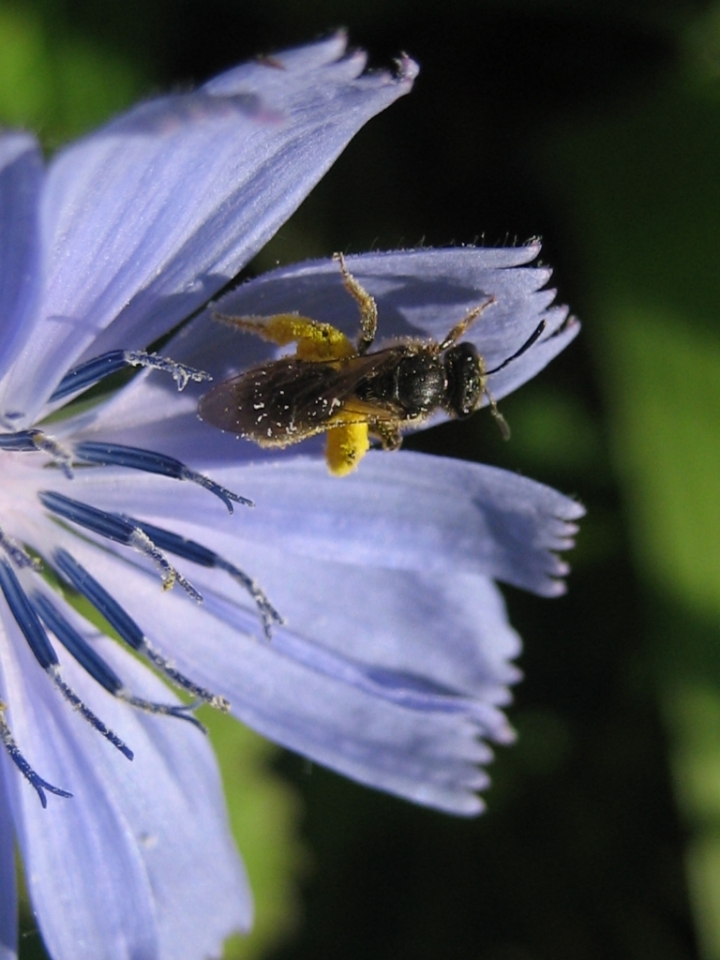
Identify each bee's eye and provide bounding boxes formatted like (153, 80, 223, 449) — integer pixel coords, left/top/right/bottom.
(444, 343, 483, 418)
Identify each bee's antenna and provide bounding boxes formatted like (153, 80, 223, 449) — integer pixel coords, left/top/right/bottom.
(481, 318, 546, 441)
(485, 319, 546, 376)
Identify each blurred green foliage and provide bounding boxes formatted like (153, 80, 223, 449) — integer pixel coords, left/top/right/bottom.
(6, 0, 720, 958)
(199, 712, 306, 960)
(0, 1, 144, 144)
(537, 13, 720, 956)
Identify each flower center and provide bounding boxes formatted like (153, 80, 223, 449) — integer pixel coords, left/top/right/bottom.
(0, 348, 283, 805)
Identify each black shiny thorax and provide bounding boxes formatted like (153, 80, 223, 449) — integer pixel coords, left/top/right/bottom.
(354, 349, 446, 419)
(353, 341, 484, 421)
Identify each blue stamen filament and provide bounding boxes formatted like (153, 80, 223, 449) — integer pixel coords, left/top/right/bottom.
(131, 519, 284, 640)
(74, 441, 253, 513)
(0, 702, 72, 808)
(48, 669, 134, 760)
(0, 347, 283, 805)
(38, 491, 203, 601)
(49, 349, 211, 402)
(52, 548, 230, 711)
(0, 429, 73, 478)
(0, 531, 40, 571)
(0, 559, 134, 802)
(33, 592, 205, 733)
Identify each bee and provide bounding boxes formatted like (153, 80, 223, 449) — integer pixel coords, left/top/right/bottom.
(199, 254, 545, 476)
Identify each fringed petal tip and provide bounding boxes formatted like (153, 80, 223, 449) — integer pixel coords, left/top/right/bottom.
(393, 53, 420, 84)
(205, 32, 418, 97)
(3, 36, 419, 428)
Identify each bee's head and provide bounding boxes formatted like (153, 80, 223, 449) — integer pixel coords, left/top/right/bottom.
(443, 342, 485, 418)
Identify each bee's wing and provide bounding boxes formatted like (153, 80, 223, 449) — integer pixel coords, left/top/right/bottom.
(199, 358, 333, 442)
(199, 351, 402, 446)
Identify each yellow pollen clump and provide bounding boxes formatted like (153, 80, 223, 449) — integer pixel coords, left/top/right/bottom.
(325, 420, 370, 476)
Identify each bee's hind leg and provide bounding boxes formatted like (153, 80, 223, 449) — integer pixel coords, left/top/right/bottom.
(333, 253, 378, 355)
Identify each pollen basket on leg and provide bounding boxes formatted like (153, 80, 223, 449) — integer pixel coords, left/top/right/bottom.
(200, 304, 372, 470)
(325, 421, 370, 476)
(212, 312, 356, 361)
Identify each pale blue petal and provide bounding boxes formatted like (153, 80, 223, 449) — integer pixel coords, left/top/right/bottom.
(218, 560, 522, 703)
(0, 593, 249, 959)
(76, 635, 251, 960)
(194, 561, 518, 734)
(31, 468, 522, 701)
(0, 759, 17, 960)
(53, 539, 502, 813)
(0, 609, 157, 960)
(0, 134, 42, 394)
(5, 38, 417, 424)
(27, 454, 576, 812)
(64, 452, 581, 597)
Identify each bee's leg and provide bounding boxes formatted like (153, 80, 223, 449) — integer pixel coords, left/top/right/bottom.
(371, 421, 403, 451)
(333, 253, 378, 355)
(325, 422, 370, 477)
(213, 312, 325, 345)
(213, 312, 355, 361)
(439, 296, 496, 350)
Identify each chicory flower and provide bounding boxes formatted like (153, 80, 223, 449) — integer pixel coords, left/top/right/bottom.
(0, 34, 582, 960)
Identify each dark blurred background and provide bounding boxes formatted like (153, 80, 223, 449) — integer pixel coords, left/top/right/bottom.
(7, 1, 720, 958)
